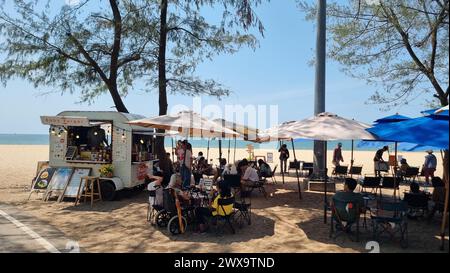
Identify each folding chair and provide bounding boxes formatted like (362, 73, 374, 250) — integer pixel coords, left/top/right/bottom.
(249, 179, 268, 199)
(233, 187, 252, 228)
(403, 192, 429, 219)
(359, 176, 381, 196)
(332, 165, 348, 181)
(288, 160, 300, 175)
(329, 198, 361, 242)
(215, 196, 236, 235)
(301, 162, 314, 177)
(371, 201, 408, 248)
(402, 167, 420, 184)
(380, 176, 400, 199)
(261, 165, 278, 184)
(348, 165, 363, 178)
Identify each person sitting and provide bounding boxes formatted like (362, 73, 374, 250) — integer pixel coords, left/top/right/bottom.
(395, 158, 409, 181)
(333, 178, 365, 214)
(195, 152, 205, 165)
(257, 159, 272, 178)
(240, 160, 260, 187)
(147, 175, 164, 207)
(428, 177, 446, 221)
(166, 173, 191, 205)
(195, 180, 234, 233)
(409, 182, 425, 195)
(193, 157, 209, 184)
(236, 158, 249, 176)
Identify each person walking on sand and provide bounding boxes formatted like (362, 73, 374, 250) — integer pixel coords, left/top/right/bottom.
(423, 150, 437, 184)
(332, 143, 344, 167)
(278, 144, 289, 174)
(373, 146, 388, 177)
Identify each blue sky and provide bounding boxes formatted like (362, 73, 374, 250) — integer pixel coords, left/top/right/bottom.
(0, 0, 432, 134)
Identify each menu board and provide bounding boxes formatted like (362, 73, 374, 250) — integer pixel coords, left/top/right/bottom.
(32, 167, 56, 190)
(47, 167, 73, 192)
(113, 129, 127, 162)
(63, 168, 91, 198)
(267, 152, 274, 163)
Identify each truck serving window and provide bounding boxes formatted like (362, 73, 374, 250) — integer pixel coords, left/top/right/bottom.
(66, 123, 112, 163)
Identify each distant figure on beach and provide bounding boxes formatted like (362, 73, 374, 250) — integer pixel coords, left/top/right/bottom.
(423, 150, 437, 184)
(332, 142, 344, 167)
(373, 146, 389, 177)
(278, 144, 289, 174)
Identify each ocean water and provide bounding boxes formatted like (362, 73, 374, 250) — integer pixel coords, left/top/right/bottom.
(0, 134, 380, 151)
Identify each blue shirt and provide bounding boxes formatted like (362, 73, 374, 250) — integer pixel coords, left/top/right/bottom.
(424, 154, 437, 169)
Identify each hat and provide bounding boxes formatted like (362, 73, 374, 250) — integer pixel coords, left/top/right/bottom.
(426, 150, 434, 154)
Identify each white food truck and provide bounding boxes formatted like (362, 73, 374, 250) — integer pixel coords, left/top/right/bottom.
(41, 111, 158, 200)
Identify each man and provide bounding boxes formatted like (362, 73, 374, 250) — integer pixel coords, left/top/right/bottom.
(333, 178, 365, 214)
(240, 160, 260, 187)
(278, 144, 290, 174)
(373, 146, 389, 177)
(195, 152, 205, 165)
(180, 142, 193, 190)
(423, 150, 437, 184)
(332, 143, 344, 175)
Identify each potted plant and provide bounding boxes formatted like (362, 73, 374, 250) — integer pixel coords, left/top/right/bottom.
(99, 164, 114, 178)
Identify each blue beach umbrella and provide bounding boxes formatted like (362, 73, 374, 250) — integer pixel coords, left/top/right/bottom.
(367, 115, 449, 150)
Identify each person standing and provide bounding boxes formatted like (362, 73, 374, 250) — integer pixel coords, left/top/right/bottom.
(278, 144, 290, 174)
(423, 150, 437, 184)
(332, 143, 344, 167)
(373, 146, 389, 177)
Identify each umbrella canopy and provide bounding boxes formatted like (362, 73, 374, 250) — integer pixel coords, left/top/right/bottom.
(213, 118, 259, 141)
(128, 111, 240, 138)
(367, 115, 449, 149)
(261, 112, 376, 141)
(374, 114, 411, 124)
(357, 140, 440, 152)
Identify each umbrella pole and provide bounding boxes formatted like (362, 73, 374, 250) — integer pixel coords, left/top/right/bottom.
(350, 139, 354, 178)
(171, 138, 175, 162)
(233, 137, 237, 163)
(280, 141, 285, 184)
(206, 139, 210, 162)
(394, 142, 398, 200)
(227, 138, 231, 163)
(219, 139, 223, 163)
(291, 138, 302, 200)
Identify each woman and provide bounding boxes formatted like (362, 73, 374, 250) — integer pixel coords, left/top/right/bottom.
(278, 144, 289, 174)
(195, 181, 234, 233)
(257, 159, 272, 177)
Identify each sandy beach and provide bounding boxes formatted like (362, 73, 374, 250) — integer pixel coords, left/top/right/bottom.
(0, 145, 447, 253)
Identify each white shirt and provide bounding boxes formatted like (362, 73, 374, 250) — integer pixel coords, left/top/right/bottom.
(242, 167, 259, 182)
(147, 181, 163, 206)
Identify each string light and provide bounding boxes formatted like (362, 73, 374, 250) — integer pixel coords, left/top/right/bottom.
(140, 139, 144, 144)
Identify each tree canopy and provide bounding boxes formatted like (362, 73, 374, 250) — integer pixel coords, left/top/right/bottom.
(299, 0, 449, 109)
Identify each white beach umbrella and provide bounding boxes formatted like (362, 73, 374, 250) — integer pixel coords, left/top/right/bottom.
(276, 112, 376, 141)
(128, 110, 240, 138)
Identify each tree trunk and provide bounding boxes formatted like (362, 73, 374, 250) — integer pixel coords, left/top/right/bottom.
(155, 0, 169, 163)
(108, 82, 129, 113)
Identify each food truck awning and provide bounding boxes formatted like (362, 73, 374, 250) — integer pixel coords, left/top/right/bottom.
(40, 116, 109, 127)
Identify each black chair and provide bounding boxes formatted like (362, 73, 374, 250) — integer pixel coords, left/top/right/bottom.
(348, 166, 363, 177)
(329, 198, 361, 242)
(403, 192, 429, 219)
(224, 174, 241, 189)
(249, 179, 268, 199)
(301, 162, 314, 177)
(215, 196, 236, 235)
(371, 201, 408, 248)
(359, 176, 381, 196)
(262, 165, 278, 184)
(333, 165, 348, 180)
(288, 160, 300, 175)
(380, 176, 400, 198)
(233, 187, 252, 228)
(402, 167, 420, 183)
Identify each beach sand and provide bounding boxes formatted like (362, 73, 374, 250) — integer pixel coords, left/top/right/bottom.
(0, 145, 447, 253)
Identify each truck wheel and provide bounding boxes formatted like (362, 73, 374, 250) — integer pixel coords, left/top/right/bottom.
(100, 181, 116, 201)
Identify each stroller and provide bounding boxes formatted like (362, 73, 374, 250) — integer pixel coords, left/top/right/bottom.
(155, 188, 195, 235)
